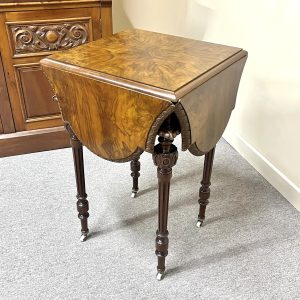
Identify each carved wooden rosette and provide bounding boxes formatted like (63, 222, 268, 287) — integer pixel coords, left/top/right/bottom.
(153, 142, 178, 172)
(9, 21, 89, 55)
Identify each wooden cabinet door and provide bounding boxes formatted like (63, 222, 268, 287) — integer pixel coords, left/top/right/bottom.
(0, 6, 102, 132)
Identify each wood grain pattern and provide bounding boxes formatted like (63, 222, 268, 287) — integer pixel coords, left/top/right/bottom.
(0, 6, 105, 132)
(40, 28, 248, 280)
(15, 63, 61, 120)
(42, 66, 171, 161)
(0, 0, 112, 157)
(100, 6, 112, 38)
(0, 115, 3, 133)
(0, 54, 15, 133)
(0, 1, 108, 12)
(41, 29, 247, 160)
(174, 103, 191, 151)
(45, 29, 244, 97)
(0, 126, 69, 157)
(181, 56, 247, 154)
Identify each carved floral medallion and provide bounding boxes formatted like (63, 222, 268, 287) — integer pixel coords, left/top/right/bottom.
(9, 20, 90, 55)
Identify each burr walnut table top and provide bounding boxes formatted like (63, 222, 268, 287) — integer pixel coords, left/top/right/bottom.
(41, 29, 246, 101)
(41, 29, 247, 161)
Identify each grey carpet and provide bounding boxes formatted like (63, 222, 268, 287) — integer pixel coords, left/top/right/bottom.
(0, 139, 299, 300)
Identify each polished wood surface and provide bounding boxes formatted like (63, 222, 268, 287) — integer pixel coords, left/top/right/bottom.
(44, 67, 171, 160)
(197, 147, 215, 227)
(16, 63, 61, 119)
(0, 55, 15, 134)
(0, 0, 111, 11)
(66, 123, 89, 242)
(8, 18, 92, 58)
(0, 126, 70, 157)
(0, 0, 112, 157)
(153, 133, 178, 279)
(41, 29, 247, 280)
(42, 29, 246, 101)
(42, 29, 247, 161)
(0, 6, 102, 132)
(101, 5, 113, 38)
(181, 56, 247, 154)
(0, 115, 3, 134)
(130, 157, 140, 197)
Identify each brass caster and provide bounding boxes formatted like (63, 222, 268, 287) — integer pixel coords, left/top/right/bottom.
(131, 191, 137, 198)
(156, 272, 164, 281)
(80, 233, 88, 242)
(196, 220, 204, 228)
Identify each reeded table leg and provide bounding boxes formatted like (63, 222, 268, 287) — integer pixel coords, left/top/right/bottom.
(153, 134, 178, 280)
(66, 123, 89, 242)
(197, 147, 215, 228)
(130, 157, 140, 198)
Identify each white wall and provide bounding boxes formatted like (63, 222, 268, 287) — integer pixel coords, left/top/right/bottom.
(113, 0, 300, 210)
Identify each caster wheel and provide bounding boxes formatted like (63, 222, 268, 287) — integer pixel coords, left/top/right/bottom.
(131, 192, 137, 198)
(156, 272, 164, 281)
(196, 220, 203, 228)
(80, 234, 88, 242)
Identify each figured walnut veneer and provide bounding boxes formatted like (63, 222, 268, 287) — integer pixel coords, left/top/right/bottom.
(181, 55, 247, 154)
(42, 29, 245, 100)
(45, 67, 171, 161)
(41, 29, 247, 161)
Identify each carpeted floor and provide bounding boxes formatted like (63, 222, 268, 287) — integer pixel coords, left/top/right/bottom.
(0, 139, 299, 300)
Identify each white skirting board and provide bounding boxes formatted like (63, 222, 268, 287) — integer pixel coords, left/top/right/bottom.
(223, 131, 300, 212)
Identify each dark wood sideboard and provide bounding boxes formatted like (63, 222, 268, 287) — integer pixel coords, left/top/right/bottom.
(0, 0, 112, 157)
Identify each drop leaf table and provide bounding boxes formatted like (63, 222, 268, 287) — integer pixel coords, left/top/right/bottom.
(41, 29, 247, 280)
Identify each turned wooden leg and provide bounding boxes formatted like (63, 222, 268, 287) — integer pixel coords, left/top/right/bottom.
(65, 123, 89, 242)
(153, 134, 178, 280)
(130, 157, 140, 198)
(197, 146, 215, 228)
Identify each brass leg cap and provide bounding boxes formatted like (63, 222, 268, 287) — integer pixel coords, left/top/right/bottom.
(196, 220, 204, 228)
(156, 272, 164, 281)
(131, 192, 137, 198)
(80, 233, 88, 242)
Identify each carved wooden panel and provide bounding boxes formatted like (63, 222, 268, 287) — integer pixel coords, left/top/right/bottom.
(7, 18, 92, 57)
(15, 63, 61, 122)
(0, 1, 112, 156)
